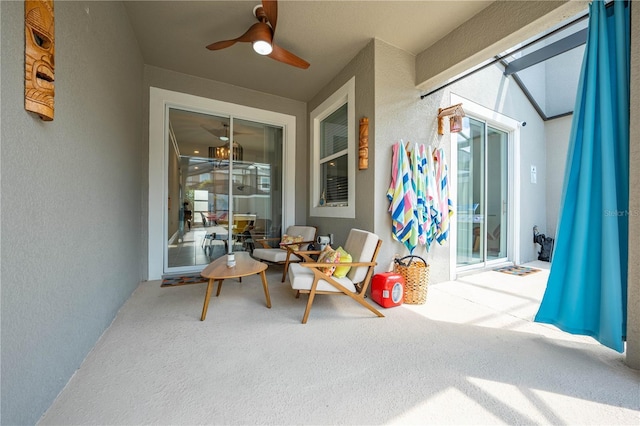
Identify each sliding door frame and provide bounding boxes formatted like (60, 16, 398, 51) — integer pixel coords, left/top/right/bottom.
(449, 93, 521, 279)
(148, 87, 296, 280)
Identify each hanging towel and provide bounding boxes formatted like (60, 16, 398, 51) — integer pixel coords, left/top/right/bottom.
(387, 141, 417, 253)
(434, 147, 454, 244)
(423, 144, 438, 250)
(411, 143, 427, 246)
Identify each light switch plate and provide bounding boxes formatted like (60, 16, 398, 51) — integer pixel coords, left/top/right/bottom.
(530, 165, 537, 184)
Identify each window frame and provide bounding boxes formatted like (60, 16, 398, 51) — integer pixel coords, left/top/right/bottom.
(309, 77, 356, 218)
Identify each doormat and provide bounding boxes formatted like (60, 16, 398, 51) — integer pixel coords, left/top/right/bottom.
(161, 274, 208, 287)
(494, 265, 540, 276)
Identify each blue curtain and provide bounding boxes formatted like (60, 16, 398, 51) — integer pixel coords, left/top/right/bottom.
(534, 0, 630, 353)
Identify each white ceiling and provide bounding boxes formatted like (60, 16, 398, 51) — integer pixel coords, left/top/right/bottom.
(124, 0, 494, 102)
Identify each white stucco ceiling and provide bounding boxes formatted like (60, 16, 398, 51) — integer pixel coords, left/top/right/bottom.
(124, 0, 493, 102)
(133, 1, 587, 157)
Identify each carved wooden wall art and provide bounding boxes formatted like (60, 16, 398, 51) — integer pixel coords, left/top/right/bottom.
(359, 117, 369, 170)
(25, 0, 55, 121)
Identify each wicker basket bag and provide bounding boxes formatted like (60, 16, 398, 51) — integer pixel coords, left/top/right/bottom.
(393, 255, 430, 304)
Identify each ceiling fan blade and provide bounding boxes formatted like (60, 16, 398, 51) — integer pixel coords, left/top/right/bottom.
(206, 39, 238, 51)
(261, 0, 277, 34)
(201, 125, 225, 138)
(268, 43, 310, 69)
(206, 22, 271, 50)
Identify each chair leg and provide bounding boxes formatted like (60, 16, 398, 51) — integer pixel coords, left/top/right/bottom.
(282, 251, 300, 282)
(319, 274, 384, 319)
(327, 277, 383, 318)
(332, 286, 385, 319)
(351, 294, 384, 318)
(301, 279, 319, 324)
(282, 259, 291, 282)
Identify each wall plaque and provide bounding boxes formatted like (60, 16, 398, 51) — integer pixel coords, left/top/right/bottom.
(25, 0, 55, 121)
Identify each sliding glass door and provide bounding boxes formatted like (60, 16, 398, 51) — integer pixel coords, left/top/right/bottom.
(456, 117, 509, 268)
(166, 109, 282, 272)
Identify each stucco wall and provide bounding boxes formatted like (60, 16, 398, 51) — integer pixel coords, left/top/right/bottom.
(626, 0, 640, 369)
(306, 40, 376, 249)
(372, 39, 453, 280)
(0, 2, 144, 424)
(545, 116, 573, 237)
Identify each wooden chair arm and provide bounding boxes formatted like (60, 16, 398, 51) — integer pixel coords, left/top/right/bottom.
(256, 238, 315, 250)
(282, 239, 314, 247)
(283, 240, 315, 252)
(299, 261, 378, 269)
(292, 249, 322, 256)
(255, 237, 280, 249)
(293, 253, 316, 262)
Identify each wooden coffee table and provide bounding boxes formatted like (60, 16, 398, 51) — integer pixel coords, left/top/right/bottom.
(200, 251, 271, 321)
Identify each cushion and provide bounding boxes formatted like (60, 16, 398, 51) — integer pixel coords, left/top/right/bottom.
(284, 226, 317, 251)
(344, 229, 379, 283)
(333, 246, 352, 278)
(252, 248, 289, 263)
(289, 263, 357, 293)
(317, 245, 341, 277)
(280, 234, 304, 251)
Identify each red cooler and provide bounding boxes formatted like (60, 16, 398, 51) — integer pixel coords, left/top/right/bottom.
(371, 273, 405, 308)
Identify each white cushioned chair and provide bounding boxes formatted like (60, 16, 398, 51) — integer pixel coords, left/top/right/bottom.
(251, 225, 317, 282)
(288, 228, 383, 323)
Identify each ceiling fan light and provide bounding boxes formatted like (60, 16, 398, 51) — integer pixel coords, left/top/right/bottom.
(220, 123, 230, 141)
(253, 40, 272, 55)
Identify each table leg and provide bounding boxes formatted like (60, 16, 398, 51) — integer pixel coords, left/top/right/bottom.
(216, 279, 223, 297)
(260, 270, 271, 308)
(201, 278, 215, 321)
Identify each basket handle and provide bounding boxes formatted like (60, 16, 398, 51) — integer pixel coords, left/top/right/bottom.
(394, 255, 427, 267)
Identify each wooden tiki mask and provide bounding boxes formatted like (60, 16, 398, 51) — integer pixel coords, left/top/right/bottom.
(25, 0, 55, 121)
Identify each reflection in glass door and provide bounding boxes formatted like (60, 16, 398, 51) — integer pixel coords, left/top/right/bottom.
(456, 117, 508, 268)
(166, 109, 282, 272)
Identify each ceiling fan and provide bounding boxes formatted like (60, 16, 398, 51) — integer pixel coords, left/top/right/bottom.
(205, 0, 310, 69)
(201, 123, 252, 141)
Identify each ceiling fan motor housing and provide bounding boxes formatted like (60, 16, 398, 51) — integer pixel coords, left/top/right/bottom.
(253, 5, 266, 21)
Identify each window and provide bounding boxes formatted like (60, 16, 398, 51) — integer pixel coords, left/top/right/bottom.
(310, 77, 355, 218)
